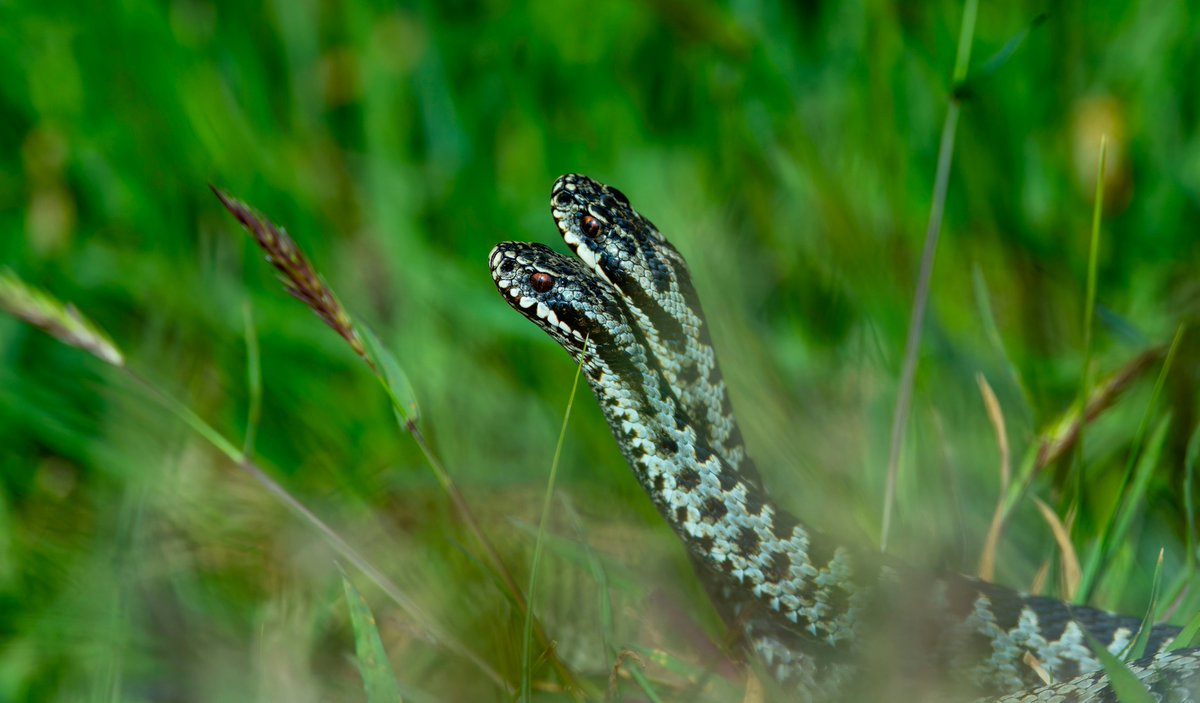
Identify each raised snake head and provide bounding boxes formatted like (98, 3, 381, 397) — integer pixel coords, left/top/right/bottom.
(488, 241, 630, 357)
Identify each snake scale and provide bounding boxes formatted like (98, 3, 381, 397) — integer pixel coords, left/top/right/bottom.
(489, 174, 1200, 701)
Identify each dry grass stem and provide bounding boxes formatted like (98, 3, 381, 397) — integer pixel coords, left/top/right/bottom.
(1023, 651, 1053, 686)
(1032, 496, 1082, 600)
(977, 374, 1010, 580)
(1030, 559, 1050, 595)
(1035, 348, 1163, 471)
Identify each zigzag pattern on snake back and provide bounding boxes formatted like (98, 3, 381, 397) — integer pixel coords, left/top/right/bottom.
(550, 174, 763, 494)
(488, 177, 1199, 701)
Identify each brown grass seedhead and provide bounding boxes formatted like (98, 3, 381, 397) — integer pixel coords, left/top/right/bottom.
(0, 270, 125, 367)
(211, 186, 375, 373)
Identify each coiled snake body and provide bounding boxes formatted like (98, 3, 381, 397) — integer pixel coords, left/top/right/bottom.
(489, 175, 1200, 701)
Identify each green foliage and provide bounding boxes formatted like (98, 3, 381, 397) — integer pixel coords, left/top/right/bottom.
(1, 0, 1199, 700)
(343, 574, 405, 703)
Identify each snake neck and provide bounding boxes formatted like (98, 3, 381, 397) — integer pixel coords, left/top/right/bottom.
(572, 306, 867, 658)
(621, 276, 761, 487)
(551, 173, 760, 490)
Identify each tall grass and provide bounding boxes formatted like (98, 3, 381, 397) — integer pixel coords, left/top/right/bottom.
(2, 1, 1198, 700)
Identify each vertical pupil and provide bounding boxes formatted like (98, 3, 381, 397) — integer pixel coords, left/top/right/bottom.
(582, 215, 601, 237)
(531, 272, 553, 292)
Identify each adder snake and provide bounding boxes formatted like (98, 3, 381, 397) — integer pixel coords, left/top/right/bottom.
(489, 174, 1200, 701)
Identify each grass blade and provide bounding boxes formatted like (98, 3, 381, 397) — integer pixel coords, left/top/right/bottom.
(977, 373, 1011, 580)
(1067, 135, 1108, 530)
(880, 0, 978, 550)
(1083, 630, 1155, 703)
(342, 574, 405, 703)
(1077, 325, 1186, 601)
(360, 324, 421, 423)
(1186, 424, 1200, 568)
(0, 269, 124, 367)
(1167, 606, 1200, 651)
(1031, 496, 1081, 599)
(521, 338, 587, 701)
(1124, 548, 1165, 661)
(242, 300, 262, 457)
(1078, 411, 1174, 603)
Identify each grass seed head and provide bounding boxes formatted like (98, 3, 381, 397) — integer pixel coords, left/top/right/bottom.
(211, 186, 374, 372)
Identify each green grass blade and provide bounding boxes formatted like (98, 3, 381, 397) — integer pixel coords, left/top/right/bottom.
(1106, 415, 1172, 572)
(361, 323, 576, 692)
(623, 644, 739, 702)
(0, 269, 125, 367)
(880, 0, 977, 551)
(961, 12, 1047, 88)
(520, 338, 587, 701)
(951, 0, 979, 83)
(1084, 630, 1155, 703)
(1164, 423, 1200, 653)
(972, 266, 1031, 411)
(342, 574, 405, 703)
(1167, 606, 1200, 651)
(1186, 423, 1200, 566)
(1078, 325, 1185, 601)
(1123, 548, 1164, 661)
(1068, 135, 1108, 536)
(626, 664, 667, 703)
(242, 300, 262, 457)
(360, 324, 420, 423)
(509, 519, 638, 592)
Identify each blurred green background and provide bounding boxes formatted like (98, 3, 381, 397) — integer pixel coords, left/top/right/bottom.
(2, 0, 1199, 700)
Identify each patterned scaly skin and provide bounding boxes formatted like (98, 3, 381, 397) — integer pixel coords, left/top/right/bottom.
(544, 174, 1194, 692)
(490, 184, 1200, 700)
(986, 649, 1200, 702)
(550, 174, 763, 493)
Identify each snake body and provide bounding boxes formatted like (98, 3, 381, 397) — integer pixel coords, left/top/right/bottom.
(488, 175, 1199, 701)
(550, 174, 762, 493)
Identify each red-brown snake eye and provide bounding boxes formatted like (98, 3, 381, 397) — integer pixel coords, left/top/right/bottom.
(530, 272, 554, 293)
(581, 214, 602, 238)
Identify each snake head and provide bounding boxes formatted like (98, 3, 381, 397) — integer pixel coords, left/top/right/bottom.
(550, 173, 689, 298)
(550, 175, 664, 284)
(488, 241, 624, 353)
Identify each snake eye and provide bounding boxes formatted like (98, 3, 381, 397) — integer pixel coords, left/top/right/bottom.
(530, 272, 554, 293)
(580, 215, 602, 239)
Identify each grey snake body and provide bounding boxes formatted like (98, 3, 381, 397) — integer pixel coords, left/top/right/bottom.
(489, 175, 1200, 701)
